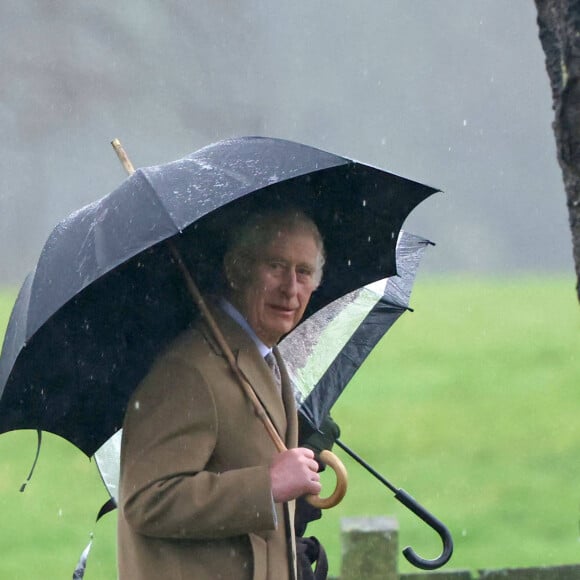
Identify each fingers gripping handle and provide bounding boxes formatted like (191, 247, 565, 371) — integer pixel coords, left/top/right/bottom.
(306, 450, 348, 509)
(395, 488, 454, 570)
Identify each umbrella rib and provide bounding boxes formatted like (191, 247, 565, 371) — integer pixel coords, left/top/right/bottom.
(139, 172, 184, 233)
(112, 139, 182, 234)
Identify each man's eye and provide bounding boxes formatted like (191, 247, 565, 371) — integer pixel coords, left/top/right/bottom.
(297, 268, 314, 279)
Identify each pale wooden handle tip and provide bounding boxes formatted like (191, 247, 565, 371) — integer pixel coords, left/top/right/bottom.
(306, 449, 348, 509)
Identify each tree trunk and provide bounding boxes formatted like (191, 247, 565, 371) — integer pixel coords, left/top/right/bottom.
(534, 0, 580, 301)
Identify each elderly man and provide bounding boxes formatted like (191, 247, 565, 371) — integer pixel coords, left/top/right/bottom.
(118, 209, 325, 580)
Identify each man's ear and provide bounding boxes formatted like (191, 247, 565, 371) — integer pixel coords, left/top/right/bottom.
(223, 252, 247, 290)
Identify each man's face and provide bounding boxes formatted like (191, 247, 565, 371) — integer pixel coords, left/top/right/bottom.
(233, 228, 320, 347)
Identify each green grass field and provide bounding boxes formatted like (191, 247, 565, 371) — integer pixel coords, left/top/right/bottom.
(0, 277, 579, 578)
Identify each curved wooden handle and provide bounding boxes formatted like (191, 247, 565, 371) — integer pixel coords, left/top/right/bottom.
(306, 449, 348, 509)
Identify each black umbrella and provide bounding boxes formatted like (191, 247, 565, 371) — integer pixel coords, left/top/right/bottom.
(0, 136, 437, 457)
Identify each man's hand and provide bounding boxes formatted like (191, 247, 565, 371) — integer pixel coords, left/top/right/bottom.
(299, 414, 340, 456)
(270, 447, 321, 503)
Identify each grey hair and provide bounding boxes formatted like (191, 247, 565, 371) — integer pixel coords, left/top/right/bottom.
(224, 208, 325, 289)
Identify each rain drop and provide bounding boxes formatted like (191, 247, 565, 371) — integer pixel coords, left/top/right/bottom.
(134, 400, 140, 410)
(347, 259, 351, 267)
(463, 119, 467, 127)
(362, 199, 366, 207)
(58, 508, 63, 517)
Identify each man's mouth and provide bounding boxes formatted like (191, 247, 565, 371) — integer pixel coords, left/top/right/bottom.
(270, 305, 295, 315)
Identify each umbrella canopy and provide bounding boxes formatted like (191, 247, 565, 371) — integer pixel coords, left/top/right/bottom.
(0, 136, 438, 456)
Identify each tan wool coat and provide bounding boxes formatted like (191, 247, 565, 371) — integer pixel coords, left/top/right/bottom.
(117, 308, 298, 580)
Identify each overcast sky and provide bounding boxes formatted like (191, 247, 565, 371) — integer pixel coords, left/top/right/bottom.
(0, 1, 573, 285)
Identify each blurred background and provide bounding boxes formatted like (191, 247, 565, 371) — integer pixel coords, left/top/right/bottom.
(1, 2, 579, 578)
(0, 0, 574, 286)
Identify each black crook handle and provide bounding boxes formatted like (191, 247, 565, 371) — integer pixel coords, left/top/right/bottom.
(394, 488, 453, 570)
(333, 439, 453, 570)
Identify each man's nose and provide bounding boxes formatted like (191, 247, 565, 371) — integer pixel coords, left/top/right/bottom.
(280, 269, 298, 295)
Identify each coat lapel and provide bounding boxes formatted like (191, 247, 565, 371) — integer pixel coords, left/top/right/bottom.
(201, 305, 288, 441)
(236, 346, 288, 441)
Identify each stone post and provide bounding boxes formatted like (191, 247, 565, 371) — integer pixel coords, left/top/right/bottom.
(340, 516, 399, 580)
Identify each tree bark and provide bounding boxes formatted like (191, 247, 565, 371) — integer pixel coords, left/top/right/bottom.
(534, 0, 580, 301)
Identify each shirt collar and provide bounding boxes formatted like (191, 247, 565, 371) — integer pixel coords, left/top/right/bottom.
(219, 298, 272, 358)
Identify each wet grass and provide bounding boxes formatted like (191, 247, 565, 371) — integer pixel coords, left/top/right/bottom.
(0, 277, 579, 578)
